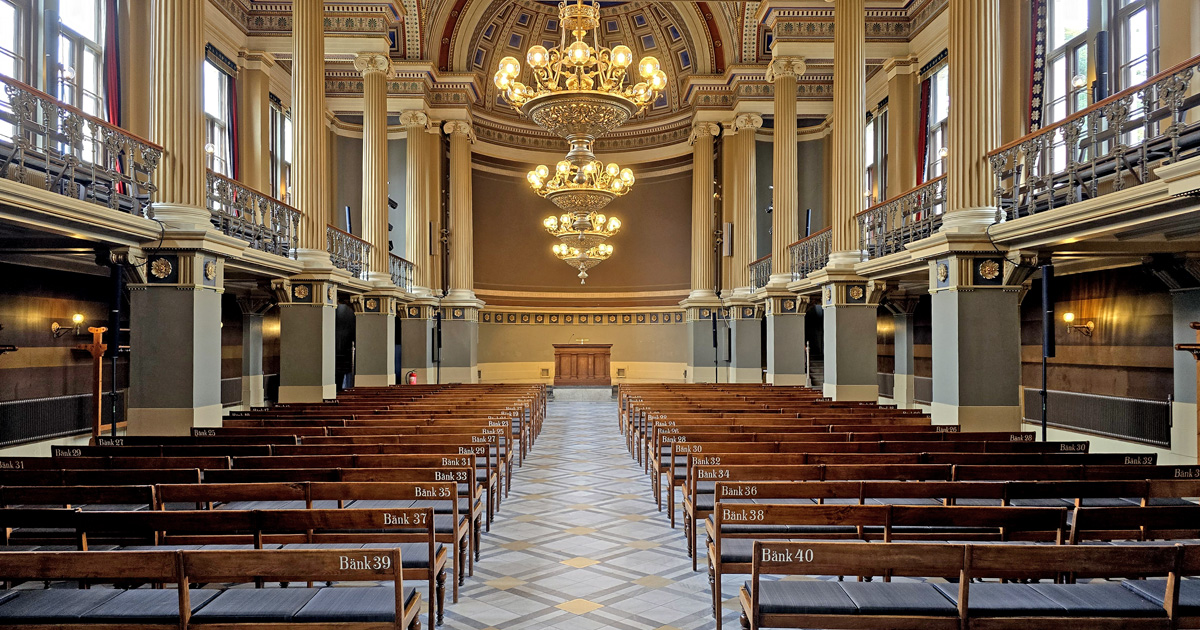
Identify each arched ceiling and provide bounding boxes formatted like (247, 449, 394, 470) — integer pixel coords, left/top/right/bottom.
(431, 0, 731, 123)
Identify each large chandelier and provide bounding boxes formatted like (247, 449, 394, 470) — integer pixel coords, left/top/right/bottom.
(494, 0, 665, 281)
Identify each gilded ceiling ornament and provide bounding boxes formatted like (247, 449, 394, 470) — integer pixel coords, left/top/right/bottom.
(204, 260, 216, 281)
(365, 298, 378, 311)
(937, 263, 949, 282)
(293, 284, 310, 299)
(849, 286, 865, 300)
(150, 258, 173, 279)
(979, 259, 1001, 280)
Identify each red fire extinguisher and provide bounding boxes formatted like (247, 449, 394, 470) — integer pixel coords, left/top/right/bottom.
(406, 371, 418, 385)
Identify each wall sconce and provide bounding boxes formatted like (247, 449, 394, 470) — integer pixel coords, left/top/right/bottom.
(1062, 312, 1094, 336)
(938, 146, 949, 159)
(1071, 74, 1088, 89)
(52, 313, 85, 338)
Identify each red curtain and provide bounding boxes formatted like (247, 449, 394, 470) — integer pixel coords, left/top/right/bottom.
(916, 77, 931, 184)
(227, 72, 240, 180)
(102, 0, 120, 126)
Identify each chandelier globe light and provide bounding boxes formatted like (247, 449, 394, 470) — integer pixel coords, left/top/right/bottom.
(551, 242, 615, 283)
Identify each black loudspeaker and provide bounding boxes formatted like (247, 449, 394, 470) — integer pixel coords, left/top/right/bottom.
(1095, 31, 1111, 101)
(711, 312, 718, 349)
(1041, 264, 1055, 359)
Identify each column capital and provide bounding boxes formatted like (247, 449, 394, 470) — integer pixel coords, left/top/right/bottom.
(399, 110, 429, 129)
(731, 113, 764, 132)
(353, 53, 391, 77)
(689, 121, 720, 145)
(443, 119, 476, 143)
(766, 56, 806, 83)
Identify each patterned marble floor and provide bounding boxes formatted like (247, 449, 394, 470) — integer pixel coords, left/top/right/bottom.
(438, 399, 742, 630)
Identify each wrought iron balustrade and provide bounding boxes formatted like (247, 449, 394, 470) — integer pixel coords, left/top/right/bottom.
(390, 254, 414, 293)
(0, 75, 161, 216)
(206, 170, 300, 258)
(989, 54, 1200, 220)
(856, 176, 947, 260)
(788, 226, 832, 280)
(749, 255, 772, 289)
(327, 225, 372, 280)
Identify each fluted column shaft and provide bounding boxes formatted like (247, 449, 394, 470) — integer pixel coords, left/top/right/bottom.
(356, 54, 390, 283)
(150, 0, 206, 225)
(426, 126, 444, 293)
(401, 111, 430, 293)
(445, 121, 474, 295)
(689, 122, 719, 297)
(291, 0, 327, 253)
(831, 0, 865, 253)
(728, 114, 761, 291)
(768, 57, 803, 281)
(948, 0, 1000, 212)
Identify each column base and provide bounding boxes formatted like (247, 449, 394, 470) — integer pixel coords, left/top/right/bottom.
(892, 373, 917, 408)
(127, 404, 223, 436)
(826, 250, 863, 269)
(354, 374, 396, 387)
(822, 383, 879, 402)
(939, 207, 1000, 233)
(929, 402, 1021, 432)
(278, 384, 336, 403)
(770, 373, 808, 386)
(296, 248, 335, 269)
(729, 367, 764, 383)
(241, 374, 265, 408)
(432, 366, 478, 384)
(150, 203, 212, 231)
(367, 271, 394, 286)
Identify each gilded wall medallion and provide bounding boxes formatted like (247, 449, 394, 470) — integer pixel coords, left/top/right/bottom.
(978, 259, 1001, 280)
(204, 260, 216, 280)
(849, 286, 864, 300)
(365, 298, 379, 311)
(937, 263, 949, 282)
(294, 284, 310, 299)
(150, 258, 173, 279)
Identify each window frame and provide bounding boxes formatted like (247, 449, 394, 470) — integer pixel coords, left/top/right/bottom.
(864, 105, 888, 205)
(924, 63, 949, 181)
(1113, 0, 1158, 91)
(0, 0, 32, 82)
(203, 59, 232, 177)
(269, 97, 292, 203)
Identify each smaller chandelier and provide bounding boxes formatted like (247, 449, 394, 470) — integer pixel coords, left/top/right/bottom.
(551, 243, 614, 284)
(544, 210, 621, 249)
(528, 159, 636, 213)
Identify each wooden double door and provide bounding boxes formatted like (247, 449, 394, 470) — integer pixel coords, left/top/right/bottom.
(553, 344, 612, 386)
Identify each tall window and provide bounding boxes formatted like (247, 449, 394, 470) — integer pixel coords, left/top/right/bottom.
(925, 64, 949, 180)
(203, 60, 231, 176)
(57, 0, 104, 117)
(1115, 0, 1158, 90)
(0, 0, 29, 81)
(1045, 0, 1091, 126)
(864, 107, 887, 204)
(269, 98, 292, 203)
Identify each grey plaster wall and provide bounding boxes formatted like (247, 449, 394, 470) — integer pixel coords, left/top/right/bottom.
(824, 306, 878, 387)
(688, 319, 730, 374)
(753, 137, 828, 260)
(730, 319, 763, 371)
(767, 313, 807, 376)
(441, 320, 479, 369)
(129, 289, 222, 408)
(932, 290, 1021, 407)
(387, 138, 408, 259)
(278, 305, 335, 389)
(331, 135, 364, 235)
(1172, 290, 1200, 404)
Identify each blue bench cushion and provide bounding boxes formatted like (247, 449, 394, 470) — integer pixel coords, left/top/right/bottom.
(85, 588, 221, 621)
(840, 582, 958, 616)
(934, 583, 1061, 616)
(1028, 584, 1166, 617)
(748, 580, 857, 615)
(294, 586, 417, 622)
(1122, 579, 1200, 614)
(190, 588, 321, 622)
(0, 589, 123, 621)
(362, 542, 445, 569)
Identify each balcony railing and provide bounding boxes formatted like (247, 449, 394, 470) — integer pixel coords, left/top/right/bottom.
(206, 170, 300, 258)
(327, 225, 372, 280)
(989, 54, 1200, 220)
(390, 254, 414, 293)
(788, 226, 832, 281)
(749, 254, 772, 289)
(856, 176, 947, 260)
(0, 75, 161, 216)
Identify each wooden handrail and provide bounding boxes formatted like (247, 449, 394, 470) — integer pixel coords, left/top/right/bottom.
(389, 253, 414, 266)
(206, 168, 301, 210)
(988, 53, 1200, 157)
(326, 223, 370, 244)
(0, 74, 165, 152)
(750, 253, 773, 266)
(786, 225, 832, 249)
(853, 175, 946, 219)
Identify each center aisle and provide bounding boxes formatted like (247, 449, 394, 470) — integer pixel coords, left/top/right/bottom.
(441, 400, 723, 630)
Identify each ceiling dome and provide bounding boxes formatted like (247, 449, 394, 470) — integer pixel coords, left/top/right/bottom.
(451, 0, 719, 123)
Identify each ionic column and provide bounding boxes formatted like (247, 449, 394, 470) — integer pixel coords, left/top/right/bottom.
(688, 121, 720, 300)
(942, 0, 1001, 229)
(830, 0, 865, 257)
(355, 53, 391, 285)
(426, 124, 445, 294)
(727, 113, 762, 295)
(400, 111, 431, 295)
(766, 56, 805, 286)
(149, 0, 207, 230)
(444, 120, 476, 300)
(291, 0, 330, 263)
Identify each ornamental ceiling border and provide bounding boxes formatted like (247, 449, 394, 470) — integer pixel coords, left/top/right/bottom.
(207, 0, 402, 37)
(478, 310, 686, 326)
(470, 112, 694, 153)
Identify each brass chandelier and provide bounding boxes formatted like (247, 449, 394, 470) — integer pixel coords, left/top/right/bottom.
(494, 0, 665, 282)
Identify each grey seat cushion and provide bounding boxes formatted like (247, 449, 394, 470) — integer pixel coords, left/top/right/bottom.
(1122, 579, 1200, 614)
(190, 588, 321, 622)
(747, 580, 857, 615)
(294, 586, 417, 622)
(1077, 498, 1139, 507)
(281, 543, 364, 550)
(361, 542, 447, 569)
(0, 589, 122, 621)
(840, 582, 958, 616)
(934, 582, 1061, 616)
(1029, 584, 1166, 617)
(84, 588, 220, 621)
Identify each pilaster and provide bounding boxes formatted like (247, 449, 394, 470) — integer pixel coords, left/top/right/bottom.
(291, 0, 330, 259)
(400, 302, 439, 384)
(237, 52, 275, 195)
(1172, 290, 1200, 463)
(688, 121, 720, 301)
(820, 278, 883, 401)
(830, 0, 865, 255)
(945, 0, 1000, 219)
(236, 296, 273, 409)
(727, 303, 763, 383)
(272, 277, 339, 402)
(883, 293, 920, 408)
(765, 295, 810, 386)
(351, 292, 401, 387)
(684, 305, 728, 384)
(883, 56, 919, 197)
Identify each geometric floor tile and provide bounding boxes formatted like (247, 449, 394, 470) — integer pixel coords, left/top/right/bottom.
(556, 598, 605, 614)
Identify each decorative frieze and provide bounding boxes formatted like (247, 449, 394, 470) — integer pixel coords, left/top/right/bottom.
(479, 311, 686, 325)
